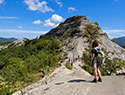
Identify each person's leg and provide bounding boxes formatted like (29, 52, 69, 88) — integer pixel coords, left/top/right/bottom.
(97, 66, 102, 82)
(92, 58, 98, 82)
(92, 67, 98, 82)
(94, 67, 98, 80)
(97, 66, 101, 78)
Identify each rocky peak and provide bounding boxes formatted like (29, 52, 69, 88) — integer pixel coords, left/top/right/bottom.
(63, 16, 86, 23)
(46, 16, 107, 40)
(45, 15, 125, 61)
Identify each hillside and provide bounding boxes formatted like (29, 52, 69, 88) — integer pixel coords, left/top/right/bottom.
(13, 16, 125, 95)
(0, 37, 62, 95)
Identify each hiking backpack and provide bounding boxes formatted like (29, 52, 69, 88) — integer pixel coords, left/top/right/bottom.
(94, 48, 105, 65)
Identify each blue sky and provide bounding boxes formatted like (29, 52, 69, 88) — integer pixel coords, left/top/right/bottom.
(0, 0, 125, 39)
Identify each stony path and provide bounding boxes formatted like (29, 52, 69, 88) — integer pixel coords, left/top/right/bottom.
(23, 64, 92, 95)
(87, 76, 125, 95)
(43, 69, 92, 95)
(43, 73, 125, 95)
(13, 62, 125, 95)
(24, 69, 125, 95)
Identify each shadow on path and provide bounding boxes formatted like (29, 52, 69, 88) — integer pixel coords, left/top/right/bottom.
(55, 79, 93, 85)
(67, 79, 92, 83)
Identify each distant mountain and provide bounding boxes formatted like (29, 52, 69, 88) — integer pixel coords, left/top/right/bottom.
(115, 37, 125, 46)
(0, 38, 28, 50)
(0, 37, 17, 43)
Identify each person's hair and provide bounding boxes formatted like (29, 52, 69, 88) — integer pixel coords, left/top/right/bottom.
(92, 40, 99, 48)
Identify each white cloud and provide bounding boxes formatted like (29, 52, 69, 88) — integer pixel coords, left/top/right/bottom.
(57, 1, 62, 7)
(44, 19, 55, 27)
(43, 14, 64, 27)
(103, 29, 125, 33)
(24, 0, 54, 13)
(68, 7, 77, 11)
(0, 0, 4, 5)
(55, 0, 63, 7)
(51, 14, 64, 22)
(18, 26, 23, 29)
(52, 0, 62, 7)
(0, 16, 18, 19)
(103, 29, 125, 39)
(32, 20, 42, 25)
(0, 29, 48, 34)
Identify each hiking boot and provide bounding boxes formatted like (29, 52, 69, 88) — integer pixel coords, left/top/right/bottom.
(92, 78, 98, 83)
(98, 77, 102, 82)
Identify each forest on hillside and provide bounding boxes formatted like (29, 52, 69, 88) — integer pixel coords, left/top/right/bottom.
(0, 36, 62, 95)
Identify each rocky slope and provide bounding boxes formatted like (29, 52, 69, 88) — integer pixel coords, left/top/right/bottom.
(13, 16, 125, 95)
(46, 16, 125, 60)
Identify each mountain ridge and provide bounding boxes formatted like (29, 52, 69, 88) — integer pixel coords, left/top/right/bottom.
(115, 37, 125, 46)
(0, 37, 17, 43)
(0, 38, 28, 50)
(11, 15, 125, 95)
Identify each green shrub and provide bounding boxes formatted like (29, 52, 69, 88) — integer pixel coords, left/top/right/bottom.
(0, 36, 62, 95)
(65, 63, 72, 70)
(82, 47, 125, 76)
(0, 76, 25, 95)
(82, 65, 93, 75)
(83, 24, 100, 44)
(103, 57, 125, 75)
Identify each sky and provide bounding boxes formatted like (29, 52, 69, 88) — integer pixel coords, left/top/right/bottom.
(0, 0, 125, 39)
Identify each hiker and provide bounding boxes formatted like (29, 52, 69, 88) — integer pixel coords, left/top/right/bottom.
(41, 69, 48, 84)
(90, 40, 102, 83)
(41, 69, 48, 78)
(41, 69, 45, 78)
(44, 71, 48, 84)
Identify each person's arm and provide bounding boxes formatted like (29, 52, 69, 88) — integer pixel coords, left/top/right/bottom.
(90, 53, 95, 66)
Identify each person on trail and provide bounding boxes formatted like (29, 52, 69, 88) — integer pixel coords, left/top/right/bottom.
(90, 40, 102, 83)
(41, 69, 48, 84)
